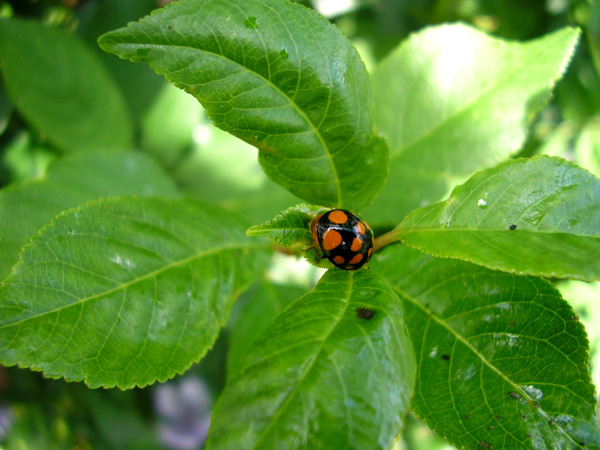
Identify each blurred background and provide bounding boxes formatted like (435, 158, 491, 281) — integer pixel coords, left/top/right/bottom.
(0, 0, 599, 448)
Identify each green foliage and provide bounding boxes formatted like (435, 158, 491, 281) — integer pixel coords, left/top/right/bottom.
(0, 17, 133, 152)
(366, 24, 581, 225)
(1, 0, 599, 449)
(246, 203, 325, 248)
(226, 278, 306, 376)
(396, 156, 600, 281)
(247, 203, 335, 268)
(98, 0, 390, 211)
(0, 151, 179, 280)
(208, 270, 415, 450)
(372, 245, 600, 449)
(0, 197, 270, 388)
(576, 120, 600, 177)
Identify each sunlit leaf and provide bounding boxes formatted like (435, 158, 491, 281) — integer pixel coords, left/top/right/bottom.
(172, 122, 302, 224)
(575, 120, 600, 178)
(140, 82, 201, 166)
(98, 0, 389, 211)
(0, 197, 271, 388)
(366, 24, 580, 225)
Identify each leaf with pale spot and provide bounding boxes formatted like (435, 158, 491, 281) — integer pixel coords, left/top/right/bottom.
(0, 197, 270, 389)
(0, 151, 179, 281)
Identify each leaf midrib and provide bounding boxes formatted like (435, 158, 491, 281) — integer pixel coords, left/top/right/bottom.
(398, 227, 600, 239)
(0, 242, 267, 330)
(250, 274, 354, 449)
(397, 287, 583, 448)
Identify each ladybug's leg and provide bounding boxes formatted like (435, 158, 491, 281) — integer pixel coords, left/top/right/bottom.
(311, 246, 326, 260)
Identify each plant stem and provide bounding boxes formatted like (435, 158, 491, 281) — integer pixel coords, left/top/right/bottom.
(373, 229, 402, 252)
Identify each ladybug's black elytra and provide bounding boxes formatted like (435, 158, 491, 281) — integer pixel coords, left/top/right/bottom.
(310, 209, 374, 270)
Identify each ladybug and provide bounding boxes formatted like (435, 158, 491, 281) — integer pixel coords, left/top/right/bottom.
(310, 209, 374, 270)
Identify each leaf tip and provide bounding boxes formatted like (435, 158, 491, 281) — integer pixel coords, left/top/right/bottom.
(246, 225, 263, 237)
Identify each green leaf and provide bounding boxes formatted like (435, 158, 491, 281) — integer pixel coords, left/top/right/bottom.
(227, 277, 305, 377)
(0, 18, 133, 152)
(246, 203, 325, 247)
(247, 203, 336, 268)
(372, 244, 600, 450)
(207, 270, 416, 449)
(0, 197, 270, 388)
(97, 0, 389, 211)
(396, 156, 600, 281)
(79, 0, 165, 125)
(0, 151, 179, 281)
(366, 24, 580, 225)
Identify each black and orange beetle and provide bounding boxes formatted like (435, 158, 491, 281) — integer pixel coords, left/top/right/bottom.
(310, 209, 374, 270)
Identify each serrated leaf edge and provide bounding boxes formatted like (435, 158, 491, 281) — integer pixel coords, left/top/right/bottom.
(0, 195, 269, 389)
(395, 281, 592, 449)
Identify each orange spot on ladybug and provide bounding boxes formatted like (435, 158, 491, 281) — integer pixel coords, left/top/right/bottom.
(355, 221, 366, 235)
(367, 248, 372, 258)
(329, 210, 348, 224)
(333, 255, 345, 265)
(351, 237, 362, 252)
(323, 229, 342, 251)
(349, 254, 363, 265)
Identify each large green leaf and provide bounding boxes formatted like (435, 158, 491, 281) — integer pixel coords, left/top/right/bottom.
(98, 0, 389, 211)
(207, 270, 415, 449)
(0, 18, 133, 153)
(0, 197, 270, 389)
(395, 156, 600, 281)
(0, 151, 179, 281)
(372, 245, 600, 450)
(366, 24, 580, 225)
